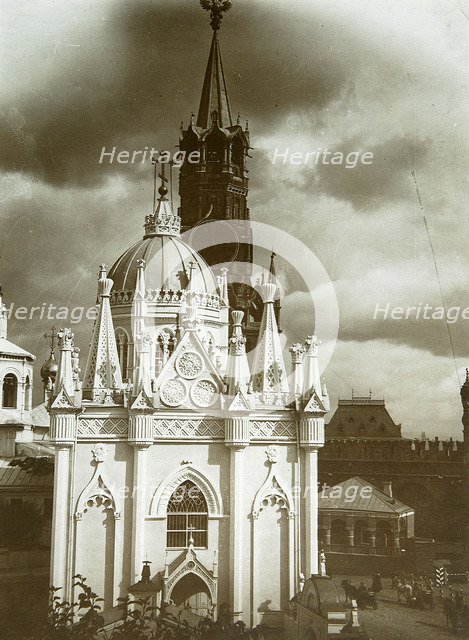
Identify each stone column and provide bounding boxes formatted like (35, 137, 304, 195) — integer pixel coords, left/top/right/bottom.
(323, 515, 331, 548)
(49, 406, 78, 601)
(300, 416, 324, 577)
(50, 444, 73, 595)
(225, 416, 249, 621)
(346, 515, 355, 550)
(303, 448, 319, 576)
(130, 444, 149, 583)
(129, 412, 153, 583)
(368, 515, 376, 555)
(392, 519, 400, 556)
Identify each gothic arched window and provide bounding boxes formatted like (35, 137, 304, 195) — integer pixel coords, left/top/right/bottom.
(2, 374, 18, 408)
(167, 480, 208, 548)
(115, 329, 129, 380)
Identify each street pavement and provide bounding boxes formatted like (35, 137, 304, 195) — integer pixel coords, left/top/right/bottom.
(331, 576, 469, 640)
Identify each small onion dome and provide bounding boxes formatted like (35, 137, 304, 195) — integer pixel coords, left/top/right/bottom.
(40, 351, 58, 384)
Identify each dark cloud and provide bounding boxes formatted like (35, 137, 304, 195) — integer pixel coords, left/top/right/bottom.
(311, 135, 432, 209)
(0, 0, 359, 187)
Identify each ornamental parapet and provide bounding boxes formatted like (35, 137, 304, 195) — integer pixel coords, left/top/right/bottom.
(110, 288, 220, 309)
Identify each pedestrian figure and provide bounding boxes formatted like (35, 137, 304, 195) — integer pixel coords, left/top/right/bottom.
(371, 573, 383, 593)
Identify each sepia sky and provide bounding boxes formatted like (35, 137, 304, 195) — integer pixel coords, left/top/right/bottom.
(1, 0, 468, 436)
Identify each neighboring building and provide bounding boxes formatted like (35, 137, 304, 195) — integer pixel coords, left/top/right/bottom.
(0, 287, 35, 457)
(460, 370, 469, 570)
(48, 4, 331, 631)
(318, 476, 414, 575)
(320, 395, 464, 542)
(0, 288, 54, 635)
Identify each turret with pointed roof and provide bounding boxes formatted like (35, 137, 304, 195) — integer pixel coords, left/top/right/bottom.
(251, 283, 289, 398)
(82, 267, 123, 403)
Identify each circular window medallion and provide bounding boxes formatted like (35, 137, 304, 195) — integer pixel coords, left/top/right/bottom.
(160, 379, 187, 407)
(176, 351, 204, 379)
(190, 379, 218, 408)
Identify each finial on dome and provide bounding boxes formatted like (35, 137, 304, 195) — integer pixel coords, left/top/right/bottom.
(144, 162, 181, 238)
(200, 0, 232, 31)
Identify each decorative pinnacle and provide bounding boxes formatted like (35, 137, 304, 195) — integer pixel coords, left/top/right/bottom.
(200, 0, 232, 31)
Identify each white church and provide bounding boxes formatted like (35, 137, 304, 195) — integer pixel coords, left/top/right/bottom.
(48, 1, 330, 629)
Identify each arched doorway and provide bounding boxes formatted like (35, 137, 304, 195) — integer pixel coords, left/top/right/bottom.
(170, 573, 212, 617)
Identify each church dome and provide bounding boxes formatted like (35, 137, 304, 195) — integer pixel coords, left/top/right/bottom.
(108, 235, 218, 299)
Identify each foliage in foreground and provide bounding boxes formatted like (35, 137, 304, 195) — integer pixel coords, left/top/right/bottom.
(19, 576, 269, 640)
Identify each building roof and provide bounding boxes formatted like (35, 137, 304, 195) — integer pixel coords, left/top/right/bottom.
(31, 402, 50, 429)
(0, 338, 34, 360)
(0, 458, 53, 489)
(318, 476, 412, 515)
(326, 396, 402, 439)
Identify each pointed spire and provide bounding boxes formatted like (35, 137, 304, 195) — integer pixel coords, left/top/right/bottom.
(135, 259, 146, 301)
(217, 267, 229, 306)
(0, 285, 7, 339)
(133, 330, 152, 397)
(251, 283, 288, 394)
(289, 343, 305, 398)
(83, 267, 123, 402)
(303, 335, 322, 397)
(54, 328, 75, 398)
(197, 22, 232, 129)
(225, 310, 251, 396)
(268, 251, 281, 327)
(268, 251, 276, 283)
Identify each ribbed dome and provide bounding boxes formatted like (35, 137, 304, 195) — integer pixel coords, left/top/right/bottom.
(108, 235, 218, 295)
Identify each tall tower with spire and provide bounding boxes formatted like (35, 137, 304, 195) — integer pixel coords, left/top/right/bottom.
(178, 1, 262, 345)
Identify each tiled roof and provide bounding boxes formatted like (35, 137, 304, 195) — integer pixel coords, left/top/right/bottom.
(326, 398, 402, 439)
(32, 402, 50, 429)
(318, 476, 412, 514)
(0, 458, 53, 489)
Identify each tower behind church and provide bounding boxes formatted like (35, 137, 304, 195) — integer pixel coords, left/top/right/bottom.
(178, 3, 263, 348)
